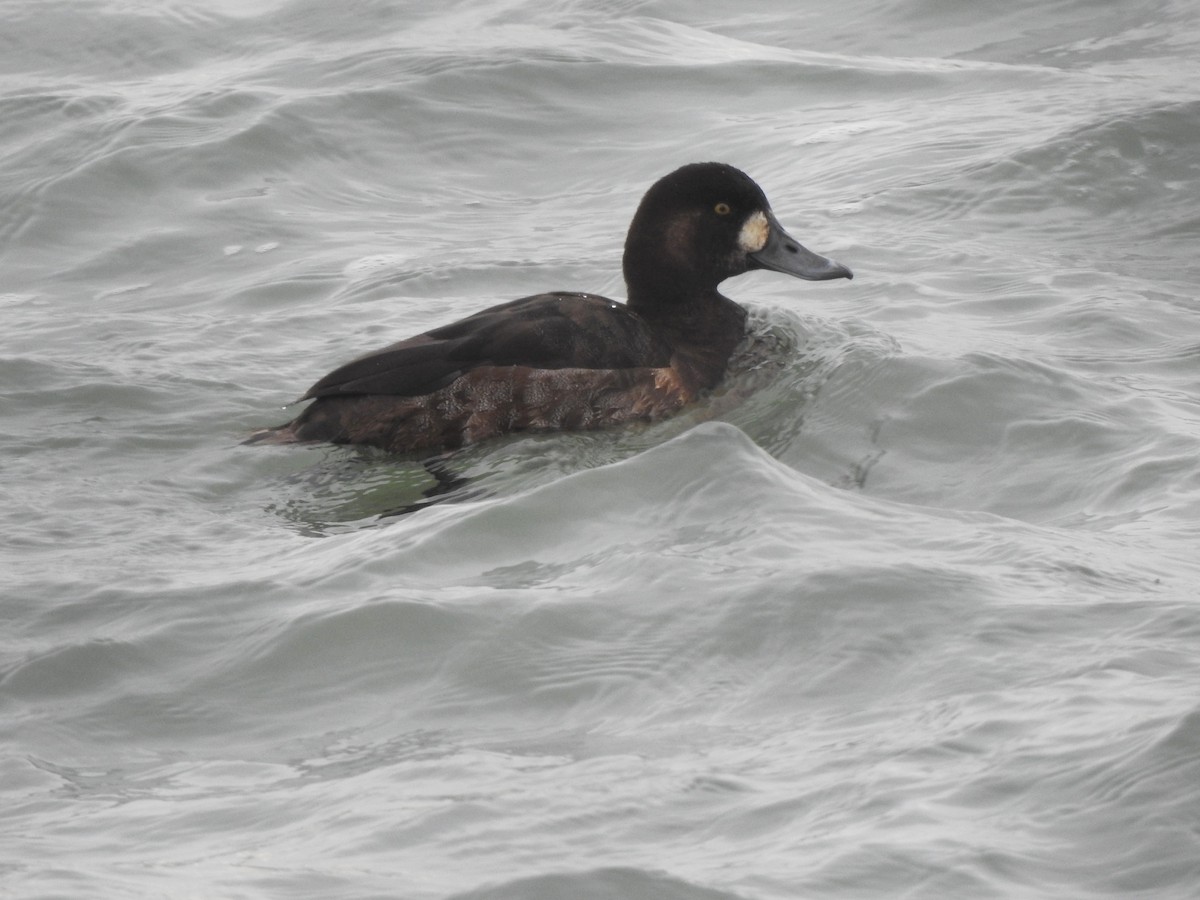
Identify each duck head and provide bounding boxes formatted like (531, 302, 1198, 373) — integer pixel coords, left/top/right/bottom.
(623, 162, 852, 306)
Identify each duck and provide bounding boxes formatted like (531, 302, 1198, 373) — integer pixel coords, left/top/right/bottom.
(249, 162, 852, 454)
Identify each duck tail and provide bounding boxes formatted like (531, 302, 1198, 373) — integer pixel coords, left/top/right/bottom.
(242, 423, 301, 446)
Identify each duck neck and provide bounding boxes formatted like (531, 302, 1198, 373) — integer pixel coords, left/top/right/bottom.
(627, 283, 749, 391)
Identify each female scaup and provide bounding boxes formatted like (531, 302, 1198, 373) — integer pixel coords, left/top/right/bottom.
(251, 162, 852, 453)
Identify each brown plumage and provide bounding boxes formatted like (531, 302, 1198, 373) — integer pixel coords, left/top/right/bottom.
(248, 163, 852, 454)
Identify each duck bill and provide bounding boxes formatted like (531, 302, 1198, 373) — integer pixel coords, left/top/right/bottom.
(749, 212, 853, 281)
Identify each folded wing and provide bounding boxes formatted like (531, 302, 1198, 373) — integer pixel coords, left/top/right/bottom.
(301, 292, 673, 400)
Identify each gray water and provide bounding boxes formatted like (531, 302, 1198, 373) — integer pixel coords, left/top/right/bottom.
(4, 1, 1200, 898)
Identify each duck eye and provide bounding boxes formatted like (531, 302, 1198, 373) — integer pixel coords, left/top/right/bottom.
(714, 202, 732, 216)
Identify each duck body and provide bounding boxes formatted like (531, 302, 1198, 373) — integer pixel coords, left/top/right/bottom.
(252, 162, 852, 453)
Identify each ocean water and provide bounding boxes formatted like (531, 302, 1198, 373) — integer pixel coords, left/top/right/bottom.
(3, 0, 1200, 897)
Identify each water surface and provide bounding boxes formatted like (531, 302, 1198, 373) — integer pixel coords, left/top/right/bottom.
(3, 1, 1200, 898)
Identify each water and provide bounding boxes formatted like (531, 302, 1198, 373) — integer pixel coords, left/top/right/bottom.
(3, 1, 1200, 897)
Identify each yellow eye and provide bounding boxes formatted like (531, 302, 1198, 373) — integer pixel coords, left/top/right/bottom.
(714, 202, 732, 215)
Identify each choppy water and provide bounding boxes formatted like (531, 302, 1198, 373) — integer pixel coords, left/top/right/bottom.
(4, 1, 1200, 898)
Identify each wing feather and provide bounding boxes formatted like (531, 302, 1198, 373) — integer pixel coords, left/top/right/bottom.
(301, 292, 671, 400)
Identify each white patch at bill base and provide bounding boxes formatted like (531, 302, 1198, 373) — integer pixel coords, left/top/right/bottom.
(738, 211, 769, 253)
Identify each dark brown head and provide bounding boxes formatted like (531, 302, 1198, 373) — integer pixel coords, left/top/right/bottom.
(622, 162, 852, 310)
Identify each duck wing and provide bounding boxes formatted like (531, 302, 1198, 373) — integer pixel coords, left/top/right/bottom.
(301, 292, 673, 400)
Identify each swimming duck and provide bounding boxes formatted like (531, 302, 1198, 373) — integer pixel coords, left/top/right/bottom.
(251, 162, 852, 453)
